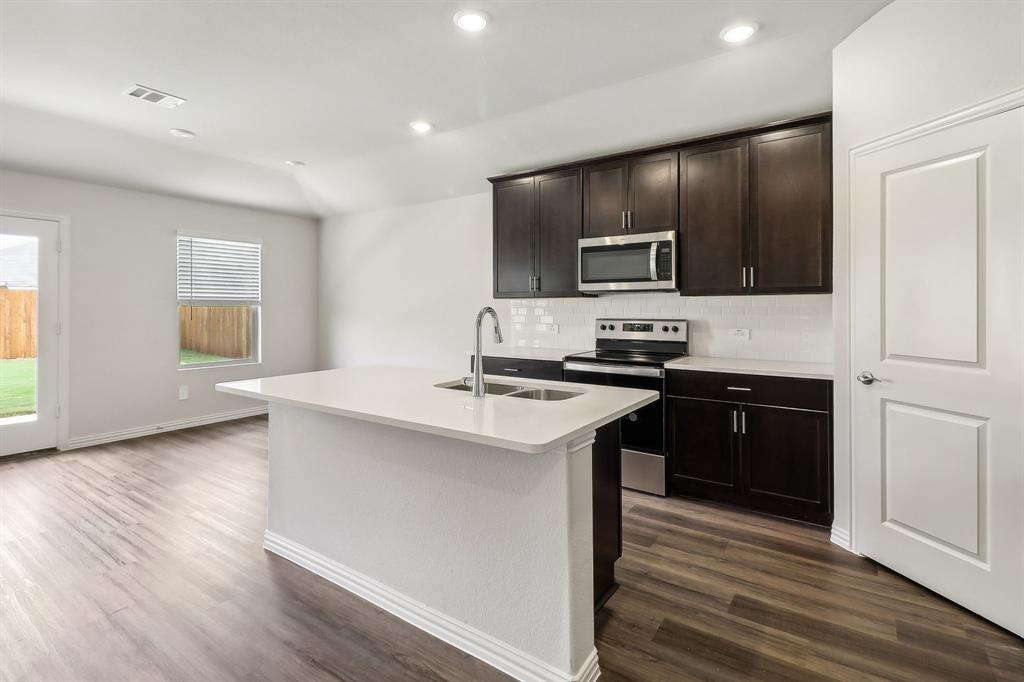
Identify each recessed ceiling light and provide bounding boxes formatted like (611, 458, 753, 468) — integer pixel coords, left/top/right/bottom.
(719, 22, 759, 44)
(284, 160, 306, 167)
(409, 120, 433, 134)
(453, 10, 488, 32)
(168, 128, 197, 139)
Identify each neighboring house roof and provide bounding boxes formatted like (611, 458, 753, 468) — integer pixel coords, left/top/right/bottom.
(0, 241, 38, 289)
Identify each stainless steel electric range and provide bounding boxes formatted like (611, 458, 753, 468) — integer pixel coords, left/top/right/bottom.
(563, 318, 688, 496)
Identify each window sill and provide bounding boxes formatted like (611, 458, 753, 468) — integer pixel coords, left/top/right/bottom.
(178, 360, 262, 372)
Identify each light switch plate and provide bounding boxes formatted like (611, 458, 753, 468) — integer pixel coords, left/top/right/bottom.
(730, 328, 751, 342)
(178, 385, 189, 400)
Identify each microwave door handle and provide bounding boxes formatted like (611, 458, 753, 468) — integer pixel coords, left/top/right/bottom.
(649, 242, 658, 281)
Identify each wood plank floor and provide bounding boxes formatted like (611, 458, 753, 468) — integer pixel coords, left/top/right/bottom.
(1, 416, 1021, 681)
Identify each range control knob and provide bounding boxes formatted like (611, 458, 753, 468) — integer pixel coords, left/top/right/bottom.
(599, 324, 607, 331)
(608, 324, 616, 331)
(672, 325, 679, 333)
(662, 325, 669, 332)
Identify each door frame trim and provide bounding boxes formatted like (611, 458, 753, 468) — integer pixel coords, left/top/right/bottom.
(1, 208, 71, 452)
(842, 87, 1024, 554)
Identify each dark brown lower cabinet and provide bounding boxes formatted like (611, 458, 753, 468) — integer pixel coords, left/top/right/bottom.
(592, 421, 622, 610)
(740, 404, 830, 524)
(670, 398, 738, 493)
(668, 371, 832, 526)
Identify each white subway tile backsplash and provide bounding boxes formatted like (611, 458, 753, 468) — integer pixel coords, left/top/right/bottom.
(502, 294, 833, 363)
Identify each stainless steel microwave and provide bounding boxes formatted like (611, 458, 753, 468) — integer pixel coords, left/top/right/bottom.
(578, 230, 677, 292)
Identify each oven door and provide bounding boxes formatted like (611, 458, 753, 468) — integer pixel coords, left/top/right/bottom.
(578, 231, 676, 292)
(563, 362, 664, 453)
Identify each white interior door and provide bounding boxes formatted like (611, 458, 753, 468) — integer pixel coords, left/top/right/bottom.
(0, 215, 60, 456)
(852, 105, 1024, 637)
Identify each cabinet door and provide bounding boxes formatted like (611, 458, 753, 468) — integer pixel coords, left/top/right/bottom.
(740, 404, 831, 524)
(679, 140, 748, 295)
(583, 159, 628, 237)
(628, 151, 678, 234)
(669, 398, 740, 498)
(493, 176, 535, 298)
(535, 168, 582, 297)
(749, 123, 832, 293)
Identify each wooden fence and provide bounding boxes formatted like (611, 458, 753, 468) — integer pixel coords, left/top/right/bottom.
(179, 305, 253, 359)
(0, 289, 37, 359)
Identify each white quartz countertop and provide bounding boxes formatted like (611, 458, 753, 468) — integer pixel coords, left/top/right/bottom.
(216, 365, 658, 454)
(664, 356, 834, 380)
(476, 347, 587, 362)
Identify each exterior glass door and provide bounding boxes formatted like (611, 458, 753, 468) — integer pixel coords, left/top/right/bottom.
(0, 216, 59, 456)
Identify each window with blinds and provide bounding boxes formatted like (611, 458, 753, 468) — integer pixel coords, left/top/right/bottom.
(176, 235, 261, 367)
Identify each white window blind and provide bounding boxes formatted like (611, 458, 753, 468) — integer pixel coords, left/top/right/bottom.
(177, 235, 261, 305)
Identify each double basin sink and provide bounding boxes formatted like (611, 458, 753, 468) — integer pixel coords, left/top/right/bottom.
(437, 380, 581, 401)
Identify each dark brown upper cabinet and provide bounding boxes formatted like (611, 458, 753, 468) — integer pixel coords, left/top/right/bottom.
(584, 152, 678, 237)
(582, 160, 628, 237)
(493, 169, 581, 298)
(493, 176, 535, 298)
(490, 113, 831, 298)
(628, 151, 678, 234)
(679, 139, 749, 295)
(749, 123, 832, 294)
(535, 169, 583, 297)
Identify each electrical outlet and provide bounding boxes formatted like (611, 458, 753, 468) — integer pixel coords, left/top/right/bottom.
(730, 328, 751, 342)
(178, 385, 189, 400)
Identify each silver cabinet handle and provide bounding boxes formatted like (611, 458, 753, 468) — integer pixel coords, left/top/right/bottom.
(741, 410, 746, 434)
(726, 386, 751, 392)
(750, 266, 755, 287)
(621, 211, 627, 231)
(628, 210, 633, 230)
(742, 267, 747, 287)
(732, 410, 738, 433)
(502, 368, 520, 373)
(857, 371, 879, 385)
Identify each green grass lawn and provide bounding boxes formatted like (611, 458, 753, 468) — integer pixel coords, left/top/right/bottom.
(0, 358, 37, 419)
(179, 349, 232, 365)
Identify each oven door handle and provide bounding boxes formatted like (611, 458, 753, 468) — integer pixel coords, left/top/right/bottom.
(563, 362, 664, 378)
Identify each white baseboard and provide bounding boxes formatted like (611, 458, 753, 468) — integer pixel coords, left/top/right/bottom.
(573, 649, 601, 682)
(63, 406, 268, 450)
(830, 526, 859, 554)
(263, 530, 599, 682)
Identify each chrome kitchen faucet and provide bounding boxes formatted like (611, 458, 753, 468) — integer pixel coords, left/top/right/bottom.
(467, 306, 504, 398)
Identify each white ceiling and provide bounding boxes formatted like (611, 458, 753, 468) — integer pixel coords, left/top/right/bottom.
(0, 1, 886, 217)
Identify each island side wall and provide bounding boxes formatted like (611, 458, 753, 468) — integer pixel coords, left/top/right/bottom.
(262, 403, 600, 682)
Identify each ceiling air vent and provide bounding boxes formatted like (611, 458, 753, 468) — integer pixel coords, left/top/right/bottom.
(124, 84, 186, 108)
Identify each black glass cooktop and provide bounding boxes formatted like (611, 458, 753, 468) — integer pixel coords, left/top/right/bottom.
(565, 349, 686, 367)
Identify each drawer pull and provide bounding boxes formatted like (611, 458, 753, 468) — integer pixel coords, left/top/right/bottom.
(726, 386, 752, 392)
(502, 368, 521, 372)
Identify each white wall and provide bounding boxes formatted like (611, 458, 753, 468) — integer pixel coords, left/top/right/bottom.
(831, 0, 1024, 548)
(0, 169, 319, 443)
(319, 192, 506, 373)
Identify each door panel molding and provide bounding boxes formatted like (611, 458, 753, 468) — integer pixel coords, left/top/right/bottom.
(850, 92, 1023, 635)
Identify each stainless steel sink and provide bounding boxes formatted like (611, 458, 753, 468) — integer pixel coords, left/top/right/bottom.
(506, 388, 581, 401)
(435, 380, 525, 395)
(436, 380, 581, 401)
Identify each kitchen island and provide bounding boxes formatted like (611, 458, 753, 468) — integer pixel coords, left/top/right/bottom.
(216, 365, 657, 682)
